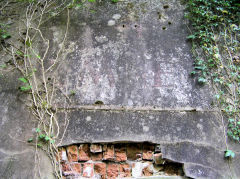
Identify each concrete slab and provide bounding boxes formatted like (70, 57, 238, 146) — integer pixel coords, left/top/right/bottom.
(0, 72, 54, 179)
(53, 0, 213, 108)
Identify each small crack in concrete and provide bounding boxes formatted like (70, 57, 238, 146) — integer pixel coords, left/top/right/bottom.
(56, 105, 219, 112)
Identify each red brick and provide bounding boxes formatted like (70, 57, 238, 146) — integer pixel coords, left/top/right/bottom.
(67, 145, 78, 162)
(94, 163, 106, 179)
(119, 164, 131, 178)
(115, 145, 127, 162)
(83, 163, 94, 178)
(143, 162, 153, 176)
(79, 144, 91, 161)
(153, 153, 165, 164)
(91, 152, 103, 161)
(62, 163, 81, 177)
(62, 163, 71, 172)
(142, 144, 154, 160)
(127, 143, 142, 160)
(103, 145, 115, 161)
(57, 147, 67, 162)
(107, 164, 119, 178)
(70, 163, 81, 174)
(90, 144, 102, 153)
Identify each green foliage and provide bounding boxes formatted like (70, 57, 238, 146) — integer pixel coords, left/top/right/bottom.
(225, 150, 235, 159)
(37, 130, 54, 144)
(36, 128, 41, 133)
(186, 0, 240, 145)
(0, 23, 11, 40)
(27, 138, 33, 143)
(18, 77, 32, 91)
(69, 90, 76, 96)
(0, 64, 7, 69)
(18, 77, 28, 83)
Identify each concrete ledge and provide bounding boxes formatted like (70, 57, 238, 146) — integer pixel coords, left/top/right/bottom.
(57, 109, 240, 179)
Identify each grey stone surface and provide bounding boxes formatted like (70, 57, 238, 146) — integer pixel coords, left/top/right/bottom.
(54, 0, 213, 108)
(59, 110, 224, 147)
(0, 72, 54, 179)
(1, 0, 240, 179)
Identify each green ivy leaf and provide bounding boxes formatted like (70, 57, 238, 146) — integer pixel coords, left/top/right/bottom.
(1, 33, 11, 39)
(190, 71, 196, 75)
(26, 39, 32, 47)
(187, 35, 196, 39)
(225, 150, 235, 158)
(39, 134, 46, 139)
(37, 143, 42, 148)
(20, 85, 32, 91)
(214, 78, 220, 83)
(18, 77, 28, 83)
(36, 54, 41, 59)
(45, 136, 50, 141)
(16, 50, 23, 56)
(215, 94, 220, 99)
(228, 118, 234, 123)
(36, 128, 41, 133)
(50, 139, 55, 144)
(198, 77, 207, 84)
(27, 138, 33, 143)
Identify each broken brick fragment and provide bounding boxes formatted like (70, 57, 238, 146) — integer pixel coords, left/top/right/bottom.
(62, 163, 71, 172)
(119, 164, 131, 177)
(107, 164, 119, 178)
(153, 153, 165, 164)
(143, 162, 153, 176)
(70, 163, 81, 174)
(115, 144, 127, 162)
(62, 163, 81, 177)
(83, 163, 94, 178)
(94, 162, 106, 179)
(90, 144, 102, 153)
(67, 145, 78, 162)
(57, 147, 67, 162)
(79, 144, 91, 161)
(127, 143, 142, 160)
(142, 144, 154, 160)
(103, 144, 115, 161)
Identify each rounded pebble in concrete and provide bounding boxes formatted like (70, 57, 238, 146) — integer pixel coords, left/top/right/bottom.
(112, 14, 121, 20)
(108, 20, 116, 26)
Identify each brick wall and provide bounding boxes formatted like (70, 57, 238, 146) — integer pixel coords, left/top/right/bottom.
(57, 143, 183, 178)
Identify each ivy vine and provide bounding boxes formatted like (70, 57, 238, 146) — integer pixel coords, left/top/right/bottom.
(185, 0, 240, 148)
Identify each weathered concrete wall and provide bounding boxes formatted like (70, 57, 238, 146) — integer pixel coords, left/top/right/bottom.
(0, 72, 54, 179)
(53, 0, 240, 178)
(1, 0, 240, 179)
(55, 0, 212, 108)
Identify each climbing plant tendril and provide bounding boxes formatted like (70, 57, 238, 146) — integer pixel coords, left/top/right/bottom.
(185, 0, 240, 153)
